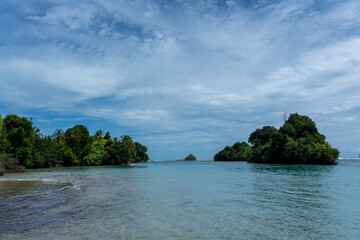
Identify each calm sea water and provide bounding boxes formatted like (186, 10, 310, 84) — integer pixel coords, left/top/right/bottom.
(1, 159, 360, 240)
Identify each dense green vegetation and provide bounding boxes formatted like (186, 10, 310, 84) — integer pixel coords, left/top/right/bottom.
(0, 114, 149, 171)
(184, 154, 196, 161)
(214, 113, 339, 164)
(214, 142, 252, 162)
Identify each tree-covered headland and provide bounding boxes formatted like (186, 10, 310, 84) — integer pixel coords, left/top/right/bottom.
(214, 113, 339, 164)
(0, 114, 149, 171)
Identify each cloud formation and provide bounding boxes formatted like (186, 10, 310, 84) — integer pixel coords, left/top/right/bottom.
(1, 0, 360, 159)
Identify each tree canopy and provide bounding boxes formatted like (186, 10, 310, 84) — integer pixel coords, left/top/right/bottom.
(214, 142, 252, 161)
(214, 113, 339, 164)
(0, 114, 150, 170)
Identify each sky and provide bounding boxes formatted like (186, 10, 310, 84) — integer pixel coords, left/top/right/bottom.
(1, 0, 360, 160)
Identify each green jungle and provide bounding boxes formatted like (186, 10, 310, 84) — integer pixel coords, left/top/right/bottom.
(0, 114, 149, 173)
(214, 113, 339, 164)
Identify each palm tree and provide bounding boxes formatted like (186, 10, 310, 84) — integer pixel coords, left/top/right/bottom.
(121, 135, 136, 159)
(33, 126, 43, 138)
(94, 130, 103, 139)
(52, 129, 65, 144)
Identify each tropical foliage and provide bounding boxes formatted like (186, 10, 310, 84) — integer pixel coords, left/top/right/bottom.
(0, 114, 149, 170)
(214, 113, 339, 164)
(214, 142, 252, 162)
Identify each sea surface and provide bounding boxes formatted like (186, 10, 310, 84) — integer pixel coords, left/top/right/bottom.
(1, 159, 360, 240)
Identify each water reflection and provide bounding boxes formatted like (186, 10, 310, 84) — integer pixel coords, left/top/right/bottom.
(248, 163, 335, 175)
(248, 163, 339, 239)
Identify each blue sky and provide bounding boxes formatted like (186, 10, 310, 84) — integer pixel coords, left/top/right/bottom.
(1, 0, 360, 160)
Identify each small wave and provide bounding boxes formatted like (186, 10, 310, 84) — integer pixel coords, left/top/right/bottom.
(0, 178, 80, 185)
(0, 178, 82, 200)
(72, 184, 81, 190)
(0, 178, 59, 182)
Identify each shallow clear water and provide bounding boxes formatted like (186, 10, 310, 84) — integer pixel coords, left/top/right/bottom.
(1, 160, 360, 240)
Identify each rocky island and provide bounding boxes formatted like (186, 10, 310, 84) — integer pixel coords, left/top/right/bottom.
(184, 154, 196, 161)
(214, 113, 339, 164)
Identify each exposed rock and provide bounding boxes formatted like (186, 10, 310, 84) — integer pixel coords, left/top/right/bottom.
(2, 155, 25, 172)
(0, 154, 5, 176)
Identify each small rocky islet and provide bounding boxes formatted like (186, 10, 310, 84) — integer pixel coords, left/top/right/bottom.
(184, 154, 196, 161)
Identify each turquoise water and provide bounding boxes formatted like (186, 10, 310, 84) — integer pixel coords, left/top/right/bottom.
(1, 160, 360, 239)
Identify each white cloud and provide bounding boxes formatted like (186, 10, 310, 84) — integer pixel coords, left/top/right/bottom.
(260, 38, 360, 109)
(1, 56, 125, 100)
(28, 4, 97, 30)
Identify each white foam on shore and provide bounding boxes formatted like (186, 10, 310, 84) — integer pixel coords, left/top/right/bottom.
(0, 178, 82, 191)
(0, 178, 55, 182)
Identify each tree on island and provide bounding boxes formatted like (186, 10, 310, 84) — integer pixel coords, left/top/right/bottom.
(0, 114, 150, 172)
(52, 129, 65, 144)
(214, 113, 339, 164)
(214, 142, 252, 161)
(2, 114, 34, 167)
(134, 142, 149, 163)
(184, 154, 196, 161)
